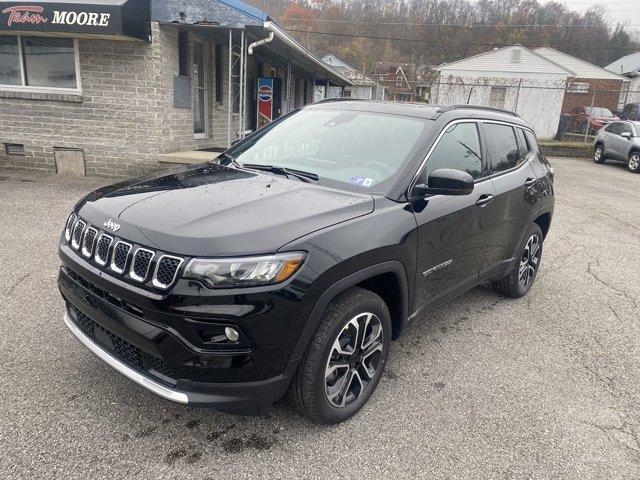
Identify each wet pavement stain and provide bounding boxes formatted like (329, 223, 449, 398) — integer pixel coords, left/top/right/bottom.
(164, 448, 189, 465)
(185, 419, 200, 429)
(221, 434, 275, 454)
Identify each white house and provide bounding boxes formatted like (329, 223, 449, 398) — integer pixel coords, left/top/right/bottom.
(434, 45, 573, 138)
(606, 52, 640, 105)
(320, 53, 385, 101)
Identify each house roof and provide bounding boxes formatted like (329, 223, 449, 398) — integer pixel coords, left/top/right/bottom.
(436, 45, 572, 77)
(534, 47, 629, 81)
(373, 62, 417, 79)
(606, 52, 640, 76)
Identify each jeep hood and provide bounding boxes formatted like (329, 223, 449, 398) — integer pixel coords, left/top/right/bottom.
(78, 164, 374, 257)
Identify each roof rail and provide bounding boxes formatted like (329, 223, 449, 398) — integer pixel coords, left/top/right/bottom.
(313, 97, 368, 105)
(437, 105, 520, 117)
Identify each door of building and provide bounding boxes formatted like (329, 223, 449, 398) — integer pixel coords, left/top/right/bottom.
(192, 39, 206, 139)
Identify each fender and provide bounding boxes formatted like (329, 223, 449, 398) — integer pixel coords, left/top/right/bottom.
(289, 260, 410, 362)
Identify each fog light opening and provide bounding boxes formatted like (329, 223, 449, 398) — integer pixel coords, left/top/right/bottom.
(225, 327, 239, 342)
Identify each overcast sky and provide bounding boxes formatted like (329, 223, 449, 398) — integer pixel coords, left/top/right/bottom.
(541, 0, 640, 31)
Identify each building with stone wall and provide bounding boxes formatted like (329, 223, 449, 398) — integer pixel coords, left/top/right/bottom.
(0, 0, 350, 177)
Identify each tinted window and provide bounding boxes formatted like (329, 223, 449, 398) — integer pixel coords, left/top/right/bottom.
(423, 122, 483, 180)
(605, 123, 621, 134)
(484, 123, 520, 173)
(621, 123, 633, 135)
(515, 128, 530, 161)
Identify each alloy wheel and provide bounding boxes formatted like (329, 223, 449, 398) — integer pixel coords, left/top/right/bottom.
(325, 313, 384, 408)
(518, 234, 541, 289)
(629, 154, 640, 171)
(594, 147, 602, 162)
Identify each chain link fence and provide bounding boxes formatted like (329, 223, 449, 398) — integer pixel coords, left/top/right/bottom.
(423, 79, 640, 141)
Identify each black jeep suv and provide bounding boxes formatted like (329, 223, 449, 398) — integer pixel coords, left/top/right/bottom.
(58, 102, 554, 424)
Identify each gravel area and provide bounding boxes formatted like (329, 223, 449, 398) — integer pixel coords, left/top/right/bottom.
(1, 158, 639, 479)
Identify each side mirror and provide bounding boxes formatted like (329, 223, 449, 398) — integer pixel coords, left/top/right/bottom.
(621, 131, 632, 139)
(412, 168, 475, 198)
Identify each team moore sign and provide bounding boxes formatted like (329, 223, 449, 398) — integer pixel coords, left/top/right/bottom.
(2, 6, 111, 27)
(0, 1, 150, 40)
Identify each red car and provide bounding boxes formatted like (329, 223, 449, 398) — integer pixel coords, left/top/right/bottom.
(570, 106, 619, 134)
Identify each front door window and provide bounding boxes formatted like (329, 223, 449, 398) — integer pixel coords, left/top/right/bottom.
(193, 40, 206, 138)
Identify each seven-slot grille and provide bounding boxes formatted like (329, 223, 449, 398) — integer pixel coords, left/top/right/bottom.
(110, 241, 132, 274)
(95, 234, 113, 266)
(64, 214, 183, 290)
(130, 248, 154, 282)
(153, 256, 185, 289)
(71, 220, 86, 250)
(81, 227, 98, 258)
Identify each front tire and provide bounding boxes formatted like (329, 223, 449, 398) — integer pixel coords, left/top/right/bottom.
(288, 287, 391, 424)
(628, 152, 640, 173)
(593, 145, 605, 164)
(493, 223, 544, 298)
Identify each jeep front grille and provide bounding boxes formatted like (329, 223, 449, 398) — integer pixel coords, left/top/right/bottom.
(65, 213, 78, 242)
(110, 241, 132, 274)
(152, 256, 184, 289)
(81, 227, 98, 258)
(71, 220, 86, 250)
(64, 215, 185, 291)
(95, 234, 113, 266)
(130, 248, 154, 283)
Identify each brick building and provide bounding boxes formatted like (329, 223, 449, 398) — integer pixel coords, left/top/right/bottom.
(533, 47, 628, 115)
(372, 62, 417, 101)
(0, 0, 350, 177)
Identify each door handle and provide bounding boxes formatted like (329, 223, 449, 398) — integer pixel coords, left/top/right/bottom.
(476, 194, 494, 207)
(524, 178, 536, 188)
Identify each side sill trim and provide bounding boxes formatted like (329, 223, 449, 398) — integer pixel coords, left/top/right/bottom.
(63, 312, 189, 404)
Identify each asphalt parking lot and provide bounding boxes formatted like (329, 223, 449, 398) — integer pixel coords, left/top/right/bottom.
(1, 157, 640, 479)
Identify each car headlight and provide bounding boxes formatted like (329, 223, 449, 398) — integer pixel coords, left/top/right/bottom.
(183, 252, 306, 288)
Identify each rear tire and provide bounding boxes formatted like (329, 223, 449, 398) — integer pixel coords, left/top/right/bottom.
(593, 145, 605, 164)
(493, 223, 544, 299)
(288, 287, 391, 424)
(628, 152, 640, 173)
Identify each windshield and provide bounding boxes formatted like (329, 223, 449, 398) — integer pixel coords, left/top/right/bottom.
(585, 107, 614, 117)
(227, 108, 430, 192)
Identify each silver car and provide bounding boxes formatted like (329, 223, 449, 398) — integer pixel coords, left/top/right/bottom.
(593, 121, 640, 173)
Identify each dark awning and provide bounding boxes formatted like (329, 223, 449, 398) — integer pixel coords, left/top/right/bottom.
(0, 0, 150, 41)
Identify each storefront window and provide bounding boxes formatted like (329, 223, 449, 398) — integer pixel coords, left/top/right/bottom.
(0, 36, 21, 86)
(0, 36, 78, 91)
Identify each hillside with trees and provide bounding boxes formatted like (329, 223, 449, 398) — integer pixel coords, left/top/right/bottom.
(251, 0, 640, 71)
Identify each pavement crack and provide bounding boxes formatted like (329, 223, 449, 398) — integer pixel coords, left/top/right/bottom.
(6, 273, 30, 297)
(586, 259, 638, 309)
(583, 420, 640, 458)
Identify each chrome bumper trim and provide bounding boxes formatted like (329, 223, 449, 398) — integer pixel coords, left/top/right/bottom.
(63, 312, 189, 404)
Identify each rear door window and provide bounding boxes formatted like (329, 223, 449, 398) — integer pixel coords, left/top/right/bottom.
(483, 123, 520, 174)
(621, 123, 634, 136)
(515, 128, 530, 162)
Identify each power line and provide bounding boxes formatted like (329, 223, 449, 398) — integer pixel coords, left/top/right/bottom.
(281, 18, 640, 27)
(285, 28, 640, 51)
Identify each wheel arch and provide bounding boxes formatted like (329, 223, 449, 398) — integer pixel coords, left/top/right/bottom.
(289, 261, 410, 362)
(534, 212, 552, 239)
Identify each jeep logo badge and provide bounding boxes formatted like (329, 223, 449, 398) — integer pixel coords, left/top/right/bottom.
(103, 219, 121, 232)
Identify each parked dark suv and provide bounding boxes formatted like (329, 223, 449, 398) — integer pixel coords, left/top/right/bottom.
(58, 102, 554, 424)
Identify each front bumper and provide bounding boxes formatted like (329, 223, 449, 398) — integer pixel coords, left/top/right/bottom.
(63, 311, 296, 413)
(57, 245, 320, 414)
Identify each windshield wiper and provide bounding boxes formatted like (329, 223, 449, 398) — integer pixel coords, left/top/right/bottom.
(216, 151, 239, 167)
(241, 164, 319, 183)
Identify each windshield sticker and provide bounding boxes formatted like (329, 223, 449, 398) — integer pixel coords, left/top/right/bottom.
(350, 176, 374, 187)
